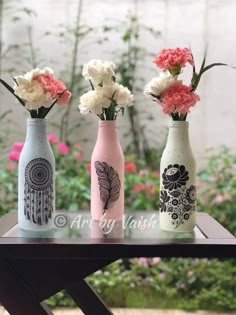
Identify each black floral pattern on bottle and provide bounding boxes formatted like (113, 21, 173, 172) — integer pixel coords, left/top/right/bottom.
(172, 199, 179, 206)
(160, 190, 170, 212)
(186, 185, 196, 204)
(171, 213, 178, 220)
(160, 163, 196, 229)
(162, 164, 189, 191)
(184, 213, 190, 220)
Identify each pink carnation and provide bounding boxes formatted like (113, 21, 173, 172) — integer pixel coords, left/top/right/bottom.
(13, 142, 24, 152)
(153, 47, 194, 71)
(47, 133, 59, 144)
(158, 82, 200, 115)
(125, 162, 137, 173)
(8, 150, 20, 161)
(57, 89, 71, 105)
(35, 73, 71, 105)
(57, 142, 69, 155)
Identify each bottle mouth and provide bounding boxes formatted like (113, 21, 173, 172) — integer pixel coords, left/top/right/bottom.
(99, 120, 117, 127)
(169, 120, 189, 128)
(27, 118, 48, 125)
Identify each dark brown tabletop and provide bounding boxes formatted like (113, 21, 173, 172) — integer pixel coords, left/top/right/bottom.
(0, 210, 235, 259)
(0, 210, 236, 315)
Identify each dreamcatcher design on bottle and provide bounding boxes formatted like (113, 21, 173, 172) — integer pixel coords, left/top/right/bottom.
(24, 158, 53, 225)
(160, 164, 196, 229)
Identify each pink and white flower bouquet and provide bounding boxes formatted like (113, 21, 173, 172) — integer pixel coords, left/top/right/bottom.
(0, 67, 71, 118)
(144, 47, 230, 120)
(79, 59, 134, 120)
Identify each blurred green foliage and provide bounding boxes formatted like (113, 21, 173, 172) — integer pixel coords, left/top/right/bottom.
(47, 258, 236, 311)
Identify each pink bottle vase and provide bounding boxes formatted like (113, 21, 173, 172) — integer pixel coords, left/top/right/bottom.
(91, 120, 124, 221)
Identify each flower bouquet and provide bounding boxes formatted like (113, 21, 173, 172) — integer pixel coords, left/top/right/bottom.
(144, 47, 230, 120)
(144, 47, 232, 232)
(0, 68, 71, 231)
(79, 59, 134, 119)
(0, 67, 71, 118)
(79, 59, 134, 221)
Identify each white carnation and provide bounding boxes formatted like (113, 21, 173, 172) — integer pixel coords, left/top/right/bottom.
(13, 67, 54, 110)
(82, 59, 116, 86)
(115, 84, 134, 107)
(20, 67, 53, 82)
(14, 79, 51, 110)
(144, 72, 177, 98)
(102, 83, 134, 107)
(79, 89, 110, 115)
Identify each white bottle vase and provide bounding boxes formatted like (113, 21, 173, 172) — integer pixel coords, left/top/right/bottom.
(91, 120, 124, 221)
(159, 121, 196, 232)
(18, 118, 55, 231)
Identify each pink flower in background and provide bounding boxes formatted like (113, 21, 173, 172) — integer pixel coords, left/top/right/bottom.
(47, 133, 59, 144)
(8, 150, 20, 161)
(132, 183, 155, 196)
(57, 142, 69, 155)
(76, 152, 82, 161)
(86, 163, 91, 174)
(13, 142, 24, 152)
(138, 257, 148, 267)
(125, 162, 137, 173)
(152, 257, 161, 265)
(6, 162, 15, 171)
(211, 193, 224, 204)
(35, 73, 71, 105)
(153, 47, 194, 71)
(132, 183, 146, 192)
(158, 82, 200, 114)
(146, 183, 155, 196)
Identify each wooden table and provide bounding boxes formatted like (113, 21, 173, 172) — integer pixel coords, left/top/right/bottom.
(0, 211, 235, 315)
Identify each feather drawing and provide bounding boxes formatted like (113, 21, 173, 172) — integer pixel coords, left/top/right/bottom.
(95, 161, 121, 212)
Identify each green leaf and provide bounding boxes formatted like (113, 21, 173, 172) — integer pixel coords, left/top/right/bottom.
(199, 51, 207, 73)
(0, 78, 25, 106)
(201, 63, 235, 75)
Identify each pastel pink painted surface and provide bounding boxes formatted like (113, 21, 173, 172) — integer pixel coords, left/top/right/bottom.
(91, 121, 124, 220)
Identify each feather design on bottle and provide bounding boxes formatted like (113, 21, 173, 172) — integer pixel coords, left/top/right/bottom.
(95, 161, 121, 212)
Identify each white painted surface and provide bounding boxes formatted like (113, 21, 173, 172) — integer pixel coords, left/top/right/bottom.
(0, 0, 236, 169)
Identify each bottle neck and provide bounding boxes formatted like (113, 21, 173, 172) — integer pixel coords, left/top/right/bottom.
(166, 121, 190, 147)
(97, 120, 118, 143)
(26, 118, 48, 142)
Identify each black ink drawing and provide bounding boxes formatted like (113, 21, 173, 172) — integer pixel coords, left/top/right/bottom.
(95, 161, 121, 213)
(24, 158, 53, 225)
(160, 164, 196, 229)
(162, 164, 189, 191)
